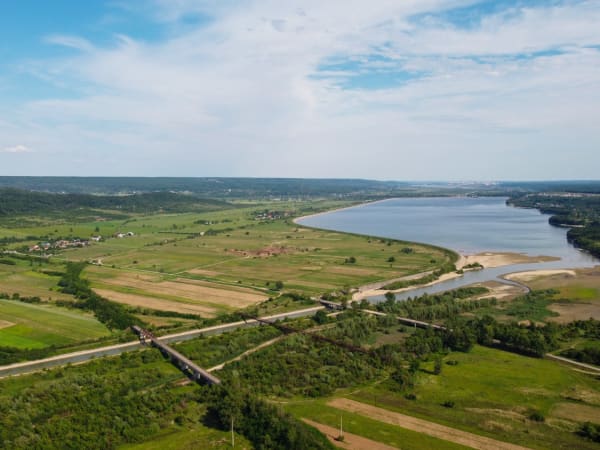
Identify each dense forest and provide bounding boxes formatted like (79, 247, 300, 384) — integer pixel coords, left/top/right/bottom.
(3, 177, 599, 199)
(508, 193, 600, 258)
(0, 188, 231, 218)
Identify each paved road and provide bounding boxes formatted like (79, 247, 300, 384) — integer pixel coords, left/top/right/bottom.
(0, 305, 325, 379)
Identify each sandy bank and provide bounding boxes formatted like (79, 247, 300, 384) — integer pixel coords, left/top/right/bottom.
(504, 269, 576, 283)
(462, 252, 559, 269)
(352, 251, 559, 301)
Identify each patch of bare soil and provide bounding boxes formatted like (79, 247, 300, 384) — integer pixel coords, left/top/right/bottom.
(504, 269, 576, 283)
(548, 303, 600, 322)
(0, 320, 15, 329)
(98, 273, 266, 308)
(93, 288, 217, 316)
(228, 246, 295, 258)
(302, 419, 399, 450)
(551, 402, 600, 423)
(186, 268, 224, 277)
(479, 281, 526, 300)
(328, 398, 532, 450)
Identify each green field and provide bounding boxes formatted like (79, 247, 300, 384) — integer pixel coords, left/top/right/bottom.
(0, 261, 72, 301)
(0, 300, 111, 348)
(119, 418, 253, 450)
(1, 200, 456, 318)
(287, 401, 470, 450)
(80, 219, 453, 298)
(345, 346, 600, 450)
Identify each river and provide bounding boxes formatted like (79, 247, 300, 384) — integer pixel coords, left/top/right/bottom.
(297, 197, 598, 301)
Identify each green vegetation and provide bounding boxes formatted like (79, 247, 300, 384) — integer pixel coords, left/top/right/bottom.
(509, 193, 600, 258)
(286, 402, 470, 450)
(375, 286, 492, 321)
(0, 299, 110, 350)
(503, 289, 560, 322)
(0, 188, 231, 218)
(58, 262, 140, 329)
(350, 345, 600, 450)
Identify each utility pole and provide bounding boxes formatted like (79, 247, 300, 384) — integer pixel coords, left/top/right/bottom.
(340, 415, 343, 440)
(231, 417, 235, 448)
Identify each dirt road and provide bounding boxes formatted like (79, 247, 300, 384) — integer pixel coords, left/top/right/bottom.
(329, 398, 532, 450)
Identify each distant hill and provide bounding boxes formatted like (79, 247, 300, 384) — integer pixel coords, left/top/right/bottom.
(0, 177, 411, 197)
(0, 188, 231, 217)
(0, 177, 599, 200)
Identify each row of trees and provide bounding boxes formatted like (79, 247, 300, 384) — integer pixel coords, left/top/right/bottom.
(58, 262, 139, 330)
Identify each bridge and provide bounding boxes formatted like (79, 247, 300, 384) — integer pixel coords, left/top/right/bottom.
(132, 325, 221, 385)
(0, 305, 325, 379)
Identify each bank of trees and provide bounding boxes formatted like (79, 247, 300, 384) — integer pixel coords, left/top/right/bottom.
(509, 193, 600, 258)
(205, 386, 334, 450)
(377, 286, 494, 321)
(58, 262, 139, 330)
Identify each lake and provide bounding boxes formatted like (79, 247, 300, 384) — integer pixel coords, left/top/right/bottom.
(297, 197, 598, 300)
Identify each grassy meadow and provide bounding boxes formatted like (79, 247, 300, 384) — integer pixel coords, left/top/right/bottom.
(340, 345, 600, 450)
(0, 299, 111, 348)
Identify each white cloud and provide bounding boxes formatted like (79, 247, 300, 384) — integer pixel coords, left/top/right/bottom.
(1, 145, 32, 154)
(0, 0, 599, 178)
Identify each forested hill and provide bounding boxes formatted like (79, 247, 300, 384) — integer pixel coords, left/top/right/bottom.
(0, 177, 411, 198)
(0, 188, 231, 217)
(508, 193, 600, 258)
(1, 177, 600, 199)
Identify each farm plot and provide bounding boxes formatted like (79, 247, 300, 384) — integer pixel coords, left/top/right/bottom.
(85, 266, 267, 316)
(0, 300, 111, 349)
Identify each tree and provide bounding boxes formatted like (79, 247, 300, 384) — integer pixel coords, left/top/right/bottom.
(274, 280, 284, 290)
(433, 356, 442, 375)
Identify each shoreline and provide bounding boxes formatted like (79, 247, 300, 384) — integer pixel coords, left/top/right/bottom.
(352, 251, 561, 301)
(293, 198, 589, 302)
(292, 197, 392, 225)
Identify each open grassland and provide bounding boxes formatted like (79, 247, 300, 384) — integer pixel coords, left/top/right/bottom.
(506, 267, 600, 322)
(0, 261, 72, 301)
(346, 345, 600, 450)
(288, 402, 470, 450)
(0, 300, 111, 348)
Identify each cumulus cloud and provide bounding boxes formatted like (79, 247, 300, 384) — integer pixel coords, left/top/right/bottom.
(1, 0, 599, 178)
(1, 145, 32, 154)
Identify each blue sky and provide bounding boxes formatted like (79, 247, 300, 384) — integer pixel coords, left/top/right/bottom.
(1, 0, 599, 179)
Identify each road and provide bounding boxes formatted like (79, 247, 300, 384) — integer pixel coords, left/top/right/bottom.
(0, 305, 325, 379)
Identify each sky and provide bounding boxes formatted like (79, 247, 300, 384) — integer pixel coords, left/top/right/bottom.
(0, 0, 599, 180)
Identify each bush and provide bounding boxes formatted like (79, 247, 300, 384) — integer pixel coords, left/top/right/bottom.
(529, 411, 545, 422)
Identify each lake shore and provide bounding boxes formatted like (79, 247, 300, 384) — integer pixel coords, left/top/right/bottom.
(292, 198, 391, 225)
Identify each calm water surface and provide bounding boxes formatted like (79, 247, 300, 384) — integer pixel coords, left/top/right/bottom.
(297, 197, 598, 301)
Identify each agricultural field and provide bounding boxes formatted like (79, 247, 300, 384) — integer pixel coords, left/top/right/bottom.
(0, 299, 111, 348)
(0, 199, 454, 317)
(86, 266, 267, 317)
(0, 260, 72, 301)
(78, 218, 453, 304)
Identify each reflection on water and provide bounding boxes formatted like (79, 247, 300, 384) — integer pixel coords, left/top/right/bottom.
(297, 197, 598, 301)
